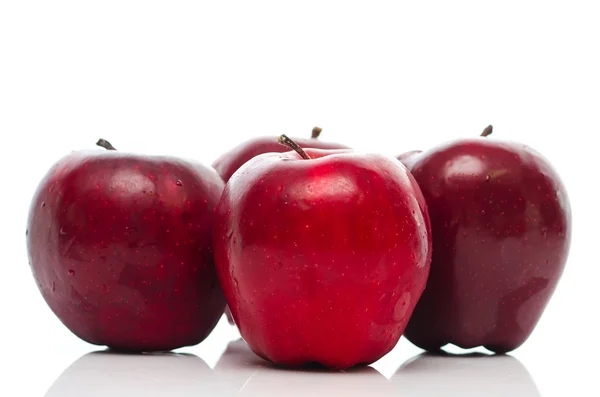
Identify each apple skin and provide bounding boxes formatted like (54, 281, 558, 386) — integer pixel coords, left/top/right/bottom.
(213, 135, 349, 182)
(398, 138, 571, 353)
(396, 150, 422, 170)
(213, 131, 349, 327)
(212, 131, 349, 325)
(213, 147, 432, 369)
(26, 148, 226, 351)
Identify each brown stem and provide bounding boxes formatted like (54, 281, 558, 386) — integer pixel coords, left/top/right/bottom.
(311, 126, 322, 139)
(96, 139, 117, 150)
(481, 125, 493, 137)
(277, 134, 311, 159)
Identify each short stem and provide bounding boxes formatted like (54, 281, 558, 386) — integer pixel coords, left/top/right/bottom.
(96, 139, 117, 150)
(277, 134, 311, 159)
(481, 125, 493, 137)
(311, 126, 322, 139)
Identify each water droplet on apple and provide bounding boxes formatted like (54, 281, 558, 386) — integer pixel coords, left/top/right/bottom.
(176, 180, 183, 186)
(68, 269, 75, 276)
(25, 229, 28, 236)
(485, 175, 491, 181)
(60, 227, 67, 235)
(41, 202, 46, 208)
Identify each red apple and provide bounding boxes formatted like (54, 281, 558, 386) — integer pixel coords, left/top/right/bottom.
(396, 150, 422, 170)
(213, 135, 432, 369)
(398, 126, 571, 353)
(212, 127, 350, 182)
(26, 139, 226, 351)
(214, 127, 349, 326)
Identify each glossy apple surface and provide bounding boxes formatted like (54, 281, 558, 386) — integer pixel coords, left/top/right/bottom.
(213, 143, 432, 369)
(213, 128, 349, 326)
(396, 150, 422, 169)
(399, 134, 571, 353)
(212, 127, 349, 181)
(27, 143, 226, 351)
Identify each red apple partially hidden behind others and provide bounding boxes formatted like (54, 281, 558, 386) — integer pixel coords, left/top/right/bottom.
(398, 126, 571, 353)
(213, 135, 432, 369)
(26, 139, 226, 351)
(212, 127, 349, 182)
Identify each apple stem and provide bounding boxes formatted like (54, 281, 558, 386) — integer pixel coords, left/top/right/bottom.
(311, 126, 322, 139)
(481, 125, 493, 137)
(96, 139, 117, 151)
(277, 134, 311, 160)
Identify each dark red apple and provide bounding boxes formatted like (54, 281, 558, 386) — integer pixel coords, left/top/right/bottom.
(213, 135, 432, 369)
(398, 126, 571, 353)
(26, 139, 226, 351)
(212, 127, 350, 182)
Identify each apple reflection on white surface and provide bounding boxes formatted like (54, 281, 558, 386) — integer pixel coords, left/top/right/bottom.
(44, 340, 541, 397)
(44, 351, 230, 397)
(393, 352, 541, 397)
(214, 340, 393, 396)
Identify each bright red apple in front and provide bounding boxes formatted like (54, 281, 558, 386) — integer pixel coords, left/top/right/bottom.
(399, 126, 571, 353)
(26, 140, 226, 351)
(213, 136, 432, 369)
(214, 128, 349, 326)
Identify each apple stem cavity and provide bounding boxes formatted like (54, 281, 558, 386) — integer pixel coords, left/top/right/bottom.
(96, 139, 117, 151)
(311, 126, 322, 139)
(481, 125, 493, 137)
(277, 134, 311, 160)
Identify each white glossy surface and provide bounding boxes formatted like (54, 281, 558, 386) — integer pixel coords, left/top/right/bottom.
(43, 338, 542, 397)
(3, 316, 593, 396)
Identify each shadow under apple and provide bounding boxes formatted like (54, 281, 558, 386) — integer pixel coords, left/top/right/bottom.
(393, 352, 541, 396)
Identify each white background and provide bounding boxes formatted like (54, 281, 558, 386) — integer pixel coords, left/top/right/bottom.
(1, 1, 598, 396)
